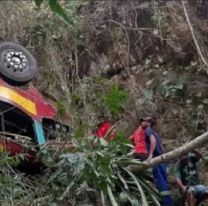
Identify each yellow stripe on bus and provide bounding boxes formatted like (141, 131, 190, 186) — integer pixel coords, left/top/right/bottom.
(0, 143, 4, 152)
(0, 86, 37, 115)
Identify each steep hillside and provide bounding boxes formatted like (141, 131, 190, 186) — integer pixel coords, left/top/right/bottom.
(0, 0, 208, 205)
(1, 0, 208, 149)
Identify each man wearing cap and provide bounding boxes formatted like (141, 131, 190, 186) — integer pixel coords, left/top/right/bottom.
(142, 117, 173, 206)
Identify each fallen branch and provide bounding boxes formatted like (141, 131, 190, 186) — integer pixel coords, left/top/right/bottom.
(45, 140, 75, 151)
(103, 121, 120, 140)
(128, 131, 208, 173)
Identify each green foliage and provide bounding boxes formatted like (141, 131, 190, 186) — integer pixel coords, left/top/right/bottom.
(108, 131, 130, 155)
(69, 77, 128, 133)
(41, 136, 160, 205)
(48, 0, 75, 25)
(34, 0, 75, 25)
(151, 0, 168, 31)
(104, 85, 128, 115)
(0, 153, 40, 205)
(55, 99, 66, 118)
(141, 61, 208, 138)
(73, 124, 88, 139)
(160, 75, 185, 98)
(143, 65, 186, 100)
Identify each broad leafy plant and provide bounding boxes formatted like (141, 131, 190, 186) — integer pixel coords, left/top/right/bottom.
(104, 84, 128, 115)
(41, 135, 160, 206)
(34, 0, 76, 25)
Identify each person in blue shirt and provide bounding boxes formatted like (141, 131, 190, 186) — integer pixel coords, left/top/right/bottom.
(141, 117, 174, 206)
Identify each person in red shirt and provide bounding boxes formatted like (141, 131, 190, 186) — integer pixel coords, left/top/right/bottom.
(129, 119, 148, 161)
(95, 121, 116, 141)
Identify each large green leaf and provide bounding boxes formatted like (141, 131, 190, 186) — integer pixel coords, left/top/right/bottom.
(117, 172, 129, 190)
(123, 168, 149, 206)
(84, 158, 100, 178)
(104, 84, 128, 114)
(101, 190, 107, 206)
(138, 178, 161, 205)
(48, 0, 75, 25)
(107, 185, 118, 206)
(59, 181, 75, 201)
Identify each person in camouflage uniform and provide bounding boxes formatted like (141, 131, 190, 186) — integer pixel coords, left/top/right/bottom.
(174, 151, 208, 206)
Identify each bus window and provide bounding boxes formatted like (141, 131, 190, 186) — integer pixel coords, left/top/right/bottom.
(0, 101, 35, 141)
(42, 118, 72, 140)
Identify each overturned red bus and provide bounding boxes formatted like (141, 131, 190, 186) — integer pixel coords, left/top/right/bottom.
(0, 42, 71, 161)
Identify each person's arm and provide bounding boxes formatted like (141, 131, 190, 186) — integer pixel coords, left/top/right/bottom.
(176, 177, 186, 193)
(109, 129, 116, 141)
(129, 134, 134, 141)
(174, 162, 186, 192)
(147, 134, 156, 161)
(129, 127, 142, 142)
(129, 129, 136, 144)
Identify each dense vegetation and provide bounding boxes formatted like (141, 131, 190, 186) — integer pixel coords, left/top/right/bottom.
(0, 0, 208, 205)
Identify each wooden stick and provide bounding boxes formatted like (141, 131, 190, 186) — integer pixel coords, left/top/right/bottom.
(128, 131, 208, 173)
(182, 1, 208, 70)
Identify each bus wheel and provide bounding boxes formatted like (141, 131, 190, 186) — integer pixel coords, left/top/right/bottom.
(0, 42, 37, 85)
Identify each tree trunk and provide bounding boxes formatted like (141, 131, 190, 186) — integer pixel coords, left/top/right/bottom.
(128, 131, 208, 172)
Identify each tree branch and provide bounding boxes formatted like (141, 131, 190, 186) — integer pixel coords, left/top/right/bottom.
(128, 131, 208, 172)
(182, 1, 208, 71)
